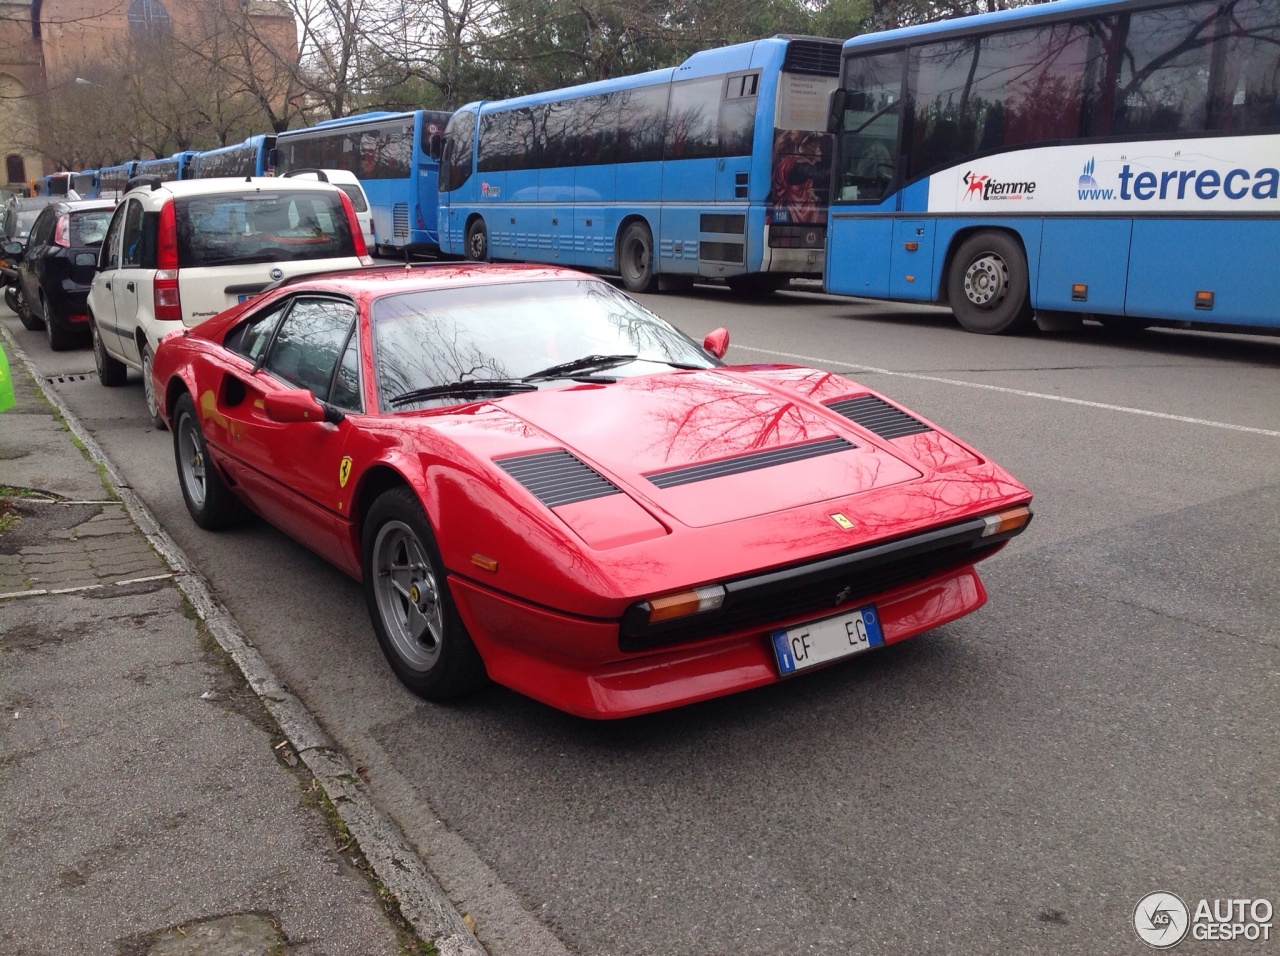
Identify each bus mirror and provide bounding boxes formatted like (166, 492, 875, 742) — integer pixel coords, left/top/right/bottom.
(428, 133, 443, 160)
(267, 148, 280, 169)
(827, 89, 848, 134)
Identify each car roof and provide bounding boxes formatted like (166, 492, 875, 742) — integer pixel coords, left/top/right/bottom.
(121, 176, 345, 203)
(271, 262, 605, 299)
(55, 199, 117, 213)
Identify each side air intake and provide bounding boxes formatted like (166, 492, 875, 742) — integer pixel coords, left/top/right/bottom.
(496, 450, 620, 508)
(646, 436, 855, 489)
(826, 395, 932, 439)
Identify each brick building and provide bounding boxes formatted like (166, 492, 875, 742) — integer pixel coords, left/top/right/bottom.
(1, 0, 296, 189)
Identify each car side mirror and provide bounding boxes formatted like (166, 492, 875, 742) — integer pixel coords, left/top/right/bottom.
(703, 327, 729, 359)
(3, 240, 24, 257)
(263, 389, 345, 425)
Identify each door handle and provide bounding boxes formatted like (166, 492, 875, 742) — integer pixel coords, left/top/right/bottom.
(104, 280, 112, 290)
(126, 281, 135, 292)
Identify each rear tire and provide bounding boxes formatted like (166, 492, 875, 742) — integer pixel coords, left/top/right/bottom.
(618, 222, 658, 293)
(142, 345, 166, 430)
(947, 231, 1034, 335)
(465, 218, 488, 262)
(43, 294, 74, 351)
(91, 313, 127, 386)
(362, 486, 487, 701)
(172, 392, 249, 530)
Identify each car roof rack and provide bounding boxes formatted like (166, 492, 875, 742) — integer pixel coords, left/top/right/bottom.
(282, 168, 329, 182)
(125, 176, 164, 192)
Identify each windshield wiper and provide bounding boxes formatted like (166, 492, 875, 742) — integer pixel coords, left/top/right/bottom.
(389, 379, 537, 407)
(521, 354, 639, 382)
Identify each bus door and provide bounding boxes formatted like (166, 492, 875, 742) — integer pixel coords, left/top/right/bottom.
(662, 77, 721, 275)
(438, 111, 477, 254)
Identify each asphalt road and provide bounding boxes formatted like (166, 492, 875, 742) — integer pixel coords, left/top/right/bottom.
(5, 285, 1277, 956)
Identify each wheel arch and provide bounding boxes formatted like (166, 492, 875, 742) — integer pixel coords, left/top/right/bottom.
(351, 464, 418, 570)
(938, 225, 1032, 307)
(614, 214, 655, 265)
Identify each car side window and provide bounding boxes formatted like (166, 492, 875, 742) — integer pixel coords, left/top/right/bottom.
(120, 200, 147, 268)
(225, 298, 292, 364)
(329, 330, 362, 411)
(28, 208, 54, 248)
(261, 297, 358, 401)
(100, 205, 128, 270)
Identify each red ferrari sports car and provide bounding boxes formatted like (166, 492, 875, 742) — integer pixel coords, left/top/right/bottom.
(152, 263, 1032, 718)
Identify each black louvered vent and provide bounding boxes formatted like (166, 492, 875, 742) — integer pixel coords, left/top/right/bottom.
(827, 395, 931, 439)
(496, 450, 620, 508)
(646, 436, 854, 490)
(780, 37, 843, 77)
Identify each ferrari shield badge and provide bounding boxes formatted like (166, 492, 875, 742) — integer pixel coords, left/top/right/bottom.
(338, 456, 353, 488)
(830, 512, 854, 530)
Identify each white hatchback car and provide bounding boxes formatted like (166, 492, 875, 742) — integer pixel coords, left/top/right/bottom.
(88, 176, 373, 425)
(282, 168, 375, 250)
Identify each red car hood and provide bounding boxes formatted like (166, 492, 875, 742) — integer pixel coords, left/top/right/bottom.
(497, 369, 922, 528)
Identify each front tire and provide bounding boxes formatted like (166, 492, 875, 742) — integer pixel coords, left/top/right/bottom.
(172, 392, 248, 530)
(618, 222, 658, 293)
(362, 486, 486, 701)
(91, 314, 128, 386)
(465, 218, 488, 262)
(947, 231, 1033, 335)
(15, 284, 41, 331)
(142, 345, 166, 429)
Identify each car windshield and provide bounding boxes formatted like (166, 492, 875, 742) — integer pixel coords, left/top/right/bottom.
(174, 190, 356, 267)
(373, 278, 718, 411)
(15, 209, 42, 237)
(71, 210, 113, 247)
(335, 184, 368, 212)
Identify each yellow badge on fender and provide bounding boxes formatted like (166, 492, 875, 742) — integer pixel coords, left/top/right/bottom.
(830, 512, 854, 530)
(338, 456, 353, 488)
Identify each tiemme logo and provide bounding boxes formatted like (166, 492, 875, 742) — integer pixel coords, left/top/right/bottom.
(1078, 157, 1280, 201)
(962, 170, 1037, 200)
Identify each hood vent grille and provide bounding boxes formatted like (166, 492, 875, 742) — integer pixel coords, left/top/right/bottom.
(646, 436, 854, 490)
(827, 395, 931, 439)
(496, 450, 620, 508)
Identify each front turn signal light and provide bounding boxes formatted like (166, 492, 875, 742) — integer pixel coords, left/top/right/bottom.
(981, 505, 1032, 537)
(646, 585, 726, 623)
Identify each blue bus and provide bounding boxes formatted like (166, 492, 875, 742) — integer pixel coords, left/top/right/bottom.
(824, 0, 1280, 334)
(437, 36, 843, 294)
(189, 135, 277, 179)
(97, 163, 138, 200)
(71, 170, 98, 198)
(275, 110, 451, 255)
(134, 150, 199, 183)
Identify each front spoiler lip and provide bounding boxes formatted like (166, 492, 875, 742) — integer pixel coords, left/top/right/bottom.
(619, 506, 1033, 648)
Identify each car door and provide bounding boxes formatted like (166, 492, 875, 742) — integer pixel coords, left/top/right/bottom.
(89, 202, 128, 357)
(20, 207, 54, 318)
(112, 198, 149, 366)
(210, 295, 361, 559)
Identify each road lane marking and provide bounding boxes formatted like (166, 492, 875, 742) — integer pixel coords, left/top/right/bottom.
(729, 344, 1280, 438)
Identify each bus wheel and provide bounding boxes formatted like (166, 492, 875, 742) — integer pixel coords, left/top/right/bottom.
(465, 219, 488, 261)
(619, 222, 658, 293)
(947, 232, 1033, 334)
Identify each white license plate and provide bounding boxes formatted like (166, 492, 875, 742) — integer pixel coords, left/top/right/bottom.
(771, 604, 884, 676)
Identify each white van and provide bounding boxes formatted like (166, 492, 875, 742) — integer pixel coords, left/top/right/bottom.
(283, 168, 376, 251)
(88, 176, 373, 426)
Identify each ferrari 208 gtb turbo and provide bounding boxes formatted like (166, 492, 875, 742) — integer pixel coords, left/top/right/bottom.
(151, 264, 1033, 718)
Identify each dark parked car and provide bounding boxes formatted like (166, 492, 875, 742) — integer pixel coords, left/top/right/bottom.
(2, 195, 59, 316)
(5, 199, 115, 350)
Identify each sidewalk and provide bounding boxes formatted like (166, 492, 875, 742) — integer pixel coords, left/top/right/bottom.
(0, 340, 459, 954)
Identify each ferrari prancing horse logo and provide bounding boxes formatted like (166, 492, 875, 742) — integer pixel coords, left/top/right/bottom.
(338, 456, 353, 488)
(830, 512, 854, 530)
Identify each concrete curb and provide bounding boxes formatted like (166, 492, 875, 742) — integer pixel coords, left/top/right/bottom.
(1, 325, 487, 956)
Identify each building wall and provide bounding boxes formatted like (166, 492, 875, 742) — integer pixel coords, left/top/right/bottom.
(0, 1, 46, 186)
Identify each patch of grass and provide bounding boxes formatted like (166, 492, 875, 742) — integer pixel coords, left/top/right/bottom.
(301, 782, 439, 956)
